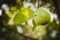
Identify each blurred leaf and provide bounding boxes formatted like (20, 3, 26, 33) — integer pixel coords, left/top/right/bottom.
(32, 25, 46, 40)
(10, 7, 17, 11)
(16, 0, 23, 7)
(6, 11, 13, 18)
(14, 7, 34, 25)
(20, 7, 34, 20)
(30, 0, 37, 5)
(14, 12, 26, 24)
(22, 24, 33, 36)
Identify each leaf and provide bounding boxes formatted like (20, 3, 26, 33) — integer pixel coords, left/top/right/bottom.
(28, 9, 34, 19)
(30, 0, 37, 5)
(32, 25, 46, 39)
(14, 7, 34, 25)
(14, 12, 26, 24)
(16, 0, 23, 7)
(6, 11, 12, 18)
(10, 7, 17, 11)
(20, 7, 34, 20)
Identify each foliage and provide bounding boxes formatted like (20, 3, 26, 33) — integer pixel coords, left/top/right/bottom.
(0, 0, 60, 40)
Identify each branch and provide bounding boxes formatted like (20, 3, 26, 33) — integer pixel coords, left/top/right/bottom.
(17, 32, 38, 40)
(4, 26, 39, 40)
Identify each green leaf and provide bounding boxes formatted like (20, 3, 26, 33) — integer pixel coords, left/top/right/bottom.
(32, 25, 46, 39)
(14, 7, 34, 25)
(10, 7, 17, 11)
(20, 7, 34, 20)
(6, 11, 13, 18)
(28, 9, 34, 19)
(30, 0, 37, 5)
(14, 12, 26, 24)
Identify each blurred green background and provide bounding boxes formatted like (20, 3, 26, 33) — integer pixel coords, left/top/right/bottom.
(0, 0, 60, 40)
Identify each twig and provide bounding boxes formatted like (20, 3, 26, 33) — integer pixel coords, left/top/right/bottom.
(17, 32, 38, 40)
(4, 26, 38, 40)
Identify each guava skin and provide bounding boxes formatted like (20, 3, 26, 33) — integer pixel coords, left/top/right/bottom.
(34, 7, 50, 25)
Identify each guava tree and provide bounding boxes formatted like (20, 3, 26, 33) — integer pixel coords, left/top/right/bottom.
(0, 0, 60, 40)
